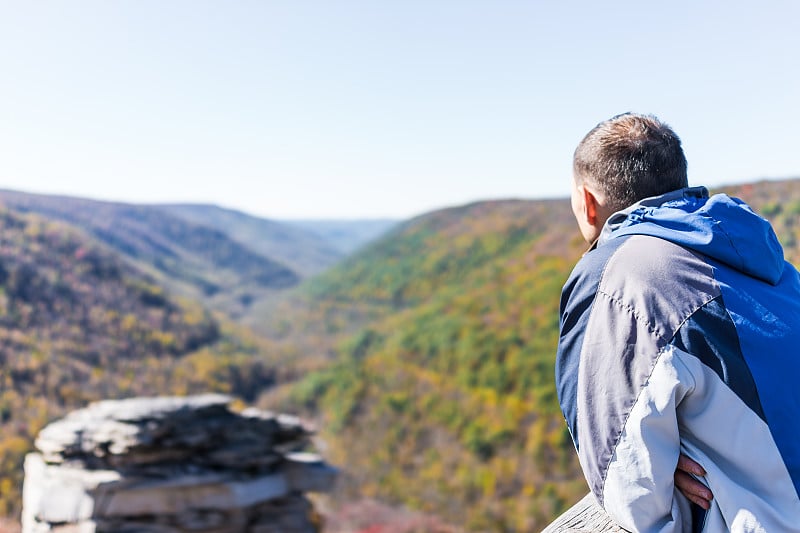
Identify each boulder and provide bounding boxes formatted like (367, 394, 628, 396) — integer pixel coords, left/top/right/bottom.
(22, 395, 335, 533)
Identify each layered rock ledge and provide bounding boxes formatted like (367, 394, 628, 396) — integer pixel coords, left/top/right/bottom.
(22, 394, 336, 533)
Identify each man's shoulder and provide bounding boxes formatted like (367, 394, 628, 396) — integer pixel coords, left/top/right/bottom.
(596, 234, 717, 296)
(563, 235, 629, 301)
(565, 234, 721, 344)
(567, 234, 714, 298)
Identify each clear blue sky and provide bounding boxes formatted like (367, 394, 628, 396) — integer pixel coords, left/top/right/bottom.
(1, 1, 798, 219)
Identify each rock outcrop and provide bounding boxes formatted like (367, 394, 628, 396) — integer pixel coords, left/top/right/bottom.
(22, 394, 336, 533)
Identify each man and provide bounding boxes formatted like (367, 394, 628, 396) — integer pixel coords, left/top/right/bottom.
(555, 113, 800, 532)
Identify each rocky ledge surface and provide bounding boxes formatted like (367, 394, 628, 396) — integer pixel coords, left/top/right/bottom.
(22, 394, 337, 533)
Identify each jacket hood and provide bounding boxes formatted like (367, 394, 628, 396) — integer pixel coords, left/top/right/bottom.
(598, 186, 785, 285)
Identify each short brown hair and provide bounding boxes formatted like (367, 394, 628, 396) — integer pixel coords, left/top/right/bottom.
(573, 113, 688, 212)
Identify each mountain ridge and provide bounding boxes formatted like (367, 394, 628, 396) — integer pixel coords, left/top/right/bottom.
(0, 190, 305, 319)
(157, 203, 344, 276)
(2, 178, 800, 529)
(279, 218, 399, 255)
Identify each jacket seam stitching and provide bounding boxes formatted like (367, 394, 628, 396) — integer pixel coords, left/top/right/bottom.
(596, 289, 665, 341)
(595, 291, 668, 500)
(596, 290, 719, 500)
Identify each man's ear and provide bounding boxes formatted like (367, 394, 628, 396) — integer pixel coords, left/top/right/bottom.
(582, 185, 600, 226)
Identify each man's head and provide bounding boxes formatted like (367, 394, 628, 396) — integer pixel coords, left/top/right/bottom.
(571, 113, 688, 242)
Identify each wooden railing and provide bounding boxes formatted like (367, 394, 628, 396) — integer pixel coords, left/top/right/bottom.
(541, 493, 629, 532)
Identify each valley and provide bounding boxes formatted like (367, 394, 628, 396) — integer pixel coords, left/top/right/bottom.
(0, 179, 798, 530)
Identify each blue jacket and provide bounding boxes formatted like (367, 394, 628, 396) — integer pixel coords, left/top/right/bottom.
(556, 186, 800, 532)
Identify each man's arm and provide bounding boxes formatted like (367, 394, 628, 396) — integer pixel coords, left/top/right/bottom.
(556, 242, 713, 532)
(596, 345, 695, 531)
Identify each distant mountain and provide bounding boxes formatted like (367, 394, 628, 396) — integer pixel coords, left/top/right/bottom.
(0, 206, 285, 517)
(280, 218, 399, 254)
(158, 204, 343, 276)
(0, 190, 302, 318)
(268, 178, 800, 531)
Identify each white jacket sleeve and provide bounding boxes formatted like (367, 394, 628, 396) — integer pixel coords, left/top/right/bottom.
(597, 345, 694, 533)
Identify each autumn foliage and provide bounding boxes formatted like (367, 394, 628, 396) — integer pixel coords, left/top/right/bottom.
(0, 208, 281, 517)
(1, 179, 799, 530)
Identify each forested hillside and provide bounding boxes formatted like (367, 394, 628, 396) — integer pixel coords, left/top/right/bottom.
(0, 207, 290, 517)
(269, 199, 588, 531)
(1, 179, 798, 530)
(267, 178, 800, 531)
(0, 190, 302, 319)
